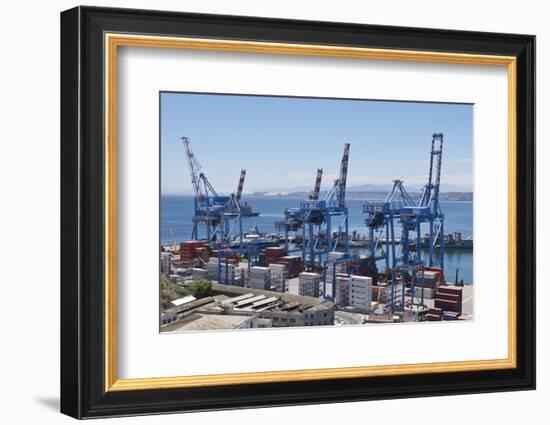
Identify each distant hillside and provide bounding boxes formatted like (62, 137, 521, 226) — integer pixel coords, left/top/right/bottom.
(252, 190, 473, 202)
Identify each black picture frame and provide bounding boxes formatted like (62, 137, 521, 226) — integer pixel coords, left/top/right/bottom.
(61, 5, 535, 419)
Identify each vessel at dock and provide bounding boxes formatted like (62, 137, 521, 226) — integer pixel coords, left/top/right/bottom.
(239, 201, 260, 217)
(419, 232, 473, 249)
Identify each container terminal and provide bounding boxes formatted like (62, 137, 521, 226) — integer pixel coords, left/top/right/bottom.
(160, 134, 473, 331)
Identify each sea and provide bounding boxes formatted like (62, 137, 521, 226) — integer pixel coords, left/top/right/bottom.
(161, 195, 474, 284)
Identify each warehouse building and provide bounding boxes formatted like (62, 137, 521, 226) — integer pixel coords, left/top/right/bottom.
(349, 275, 373, 313)
(161, 283, 334, 331)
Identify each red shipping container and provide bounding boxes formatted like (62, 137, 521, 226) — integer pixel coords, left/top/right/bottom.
(434, 298, 461, 314)
(436, 293, 460, 303)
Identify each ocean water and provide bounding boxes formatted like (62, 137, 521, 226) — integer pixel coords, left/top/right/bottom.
(161, 195, 474, 284)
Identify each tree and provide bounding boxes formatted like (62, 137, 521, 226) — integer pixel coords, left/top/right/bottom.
(189, 280, 212, 299)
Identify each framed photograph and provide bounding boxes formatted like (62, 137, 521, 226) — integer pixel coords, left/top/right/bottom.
(60, 6, 535, 419)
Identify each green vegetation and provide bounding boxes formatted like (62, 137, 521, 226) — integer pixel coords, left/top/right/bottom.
(160, 274, 213, 310)
(188, 279, 212, 299)
(160, 273, 189, 310)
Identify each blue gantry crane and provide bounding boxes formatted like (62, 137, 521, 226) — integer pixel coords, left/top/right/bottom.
(363, 179, 416, 310)
(363, 133, 445, 311)
(182, 136, 244, 250)
(279, 143, 351, 268)
(364, 179, 415, 269)
(418, 132, 445, 269)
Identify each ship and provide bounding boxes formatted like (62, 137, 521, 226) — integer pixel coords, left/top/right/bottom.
(419, 232, 473, 249)
(290, 231, 473, 250)
(228, 225, 278, 249)
(239, 201, 260, 217)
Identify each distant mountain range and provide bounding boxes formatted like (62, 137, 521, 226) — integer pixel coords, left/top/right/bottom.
(165, 184, 472, 201)
(251, 182, 471, 193)
(251, 189, 472, 202)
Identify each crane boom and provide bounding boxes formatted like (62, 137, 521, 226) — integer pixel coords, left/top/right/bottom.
(236, 169, 246, 203)
(310, 168, 323, 200)
(169, 226, 178, 252)
(337, 143, 350, 208)
(432, 133, 443, 210)
(181, 137, 201, 196)
(419, 133, 444, 212)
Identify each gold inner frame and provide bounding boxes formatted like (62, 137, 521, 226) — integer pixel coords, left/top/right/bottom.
(104, 33, 517, 392)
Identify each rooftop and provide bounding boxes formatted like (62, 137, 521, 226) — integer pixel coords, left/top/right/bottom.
(170, 295, 196, 307)
(211, 282, 333, 312)
(167, 314, 255, 331)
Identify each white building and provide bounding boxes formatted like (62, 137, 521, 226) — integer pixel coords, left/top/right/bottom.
(349, 275, 373, 312)
(298, 272, 322, 298)
(334, 277, 350, 306)
(268, 263, 286, 292)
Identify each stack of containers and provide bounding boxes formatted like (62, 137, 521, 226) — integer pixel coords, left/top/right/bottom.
(206, 258, 219, 281)
(414, 270, 440, 299)
(424, 267, 444, 282)
(434, 286, 463, 314)
(206, 258, 235, 284)
(268, 263, 287, 292)
(257, 252, 266, 267)
(355, 256, 378, 285)
(211, 250, 239, 265)
(325, 266, 335, 290)
(233, 267, 245, 287)
(264, 247, 286, 266)
(349, 275, 373, 312)
(219, 263, 236, 284)
(426, 307, 443, 321)
(179, 240, 208, 263)
(326, 252, 347, 290)
(190, 267, 208, 281)
(442, 311, 461, 320)
(334, 276, 350, 306)
(278, 255, 303, 278)
(194, 246, 210, 264)
(225, 252, 239, 266)
(371, 285, 384, 302)
(298, 272, 322, 298)
(249, 266, 271, 290)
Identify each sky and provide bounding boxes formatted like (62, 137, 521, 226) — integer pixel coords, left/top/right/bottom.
(160, 92, 473, 195)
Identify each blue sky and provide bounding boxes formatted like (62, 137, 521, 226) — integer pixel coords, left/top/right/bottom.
(160, 92, 473, 195)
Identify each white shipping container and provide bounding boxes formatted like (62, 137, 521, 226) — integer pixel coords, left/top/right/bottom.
(412, 287, 435, 299)
(417, 270, 439, 281)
